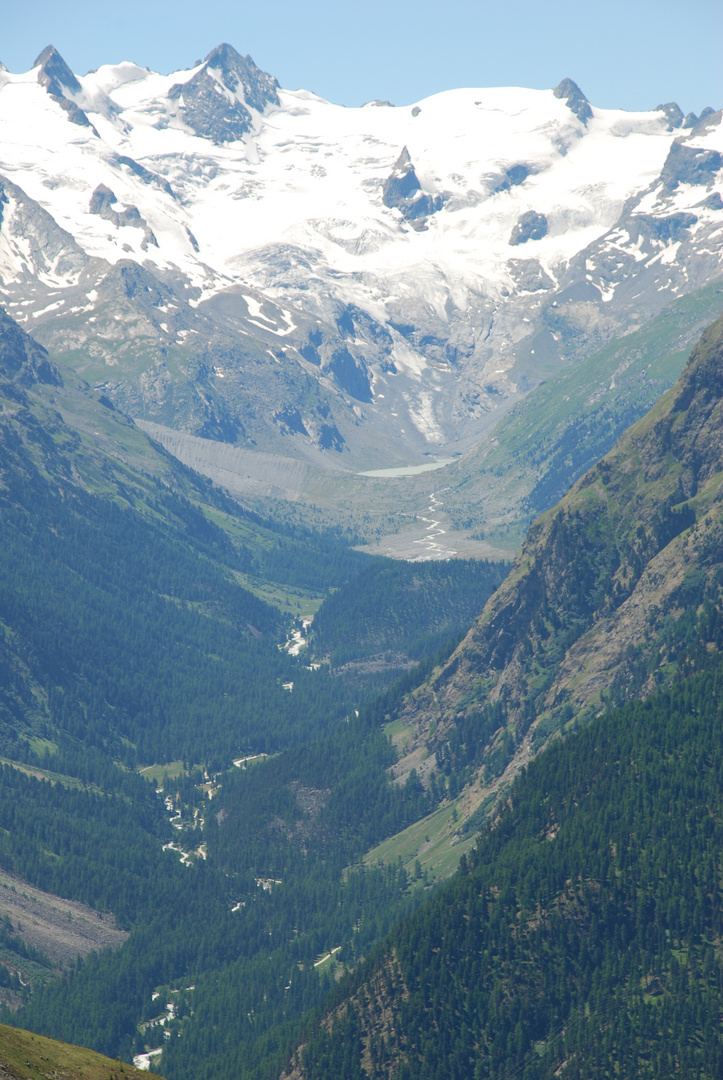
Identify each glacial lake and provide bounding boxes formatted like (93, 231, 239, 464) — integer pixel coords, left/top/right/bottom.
(357, 458, 456, 478)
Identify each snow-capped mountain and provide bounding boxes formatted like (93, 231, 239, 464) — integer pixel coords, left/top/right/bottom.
(0, 43, 721, 472)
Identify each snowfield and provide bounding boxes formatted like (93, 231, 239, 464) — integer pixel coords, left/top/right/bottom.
(0, 45, 721, 469)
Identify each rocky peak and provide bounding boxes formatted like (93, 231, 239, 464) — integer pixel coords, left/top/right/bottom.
(32, 45, 96, 133)
(553, 77, 592, 125)
(202, 43, 280, 112)
(655, 101, 684, 130)
(168, 43, 279, 143)
(660, 139, 722, 192)
(509, 209, 548, 245)
(382, 147, 442, 222)
(33, 45, 81, 97)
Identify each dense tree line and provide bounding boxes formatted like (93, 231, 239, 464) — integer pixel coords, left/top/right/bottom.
(298, 658, 723, 1079)
(311, 559, 508, 669)
(4, 716, 434, 1075)
(0, 410, 376, 766)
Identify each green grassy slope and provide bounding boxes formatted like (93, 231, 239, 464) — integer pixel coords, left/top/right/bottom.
(445, 279, 723, 541)
(0, 1022, 159, 1080)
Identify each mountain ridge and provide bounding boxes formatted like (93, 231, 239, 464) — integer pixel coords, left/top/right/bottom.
(384, 309, 723, 850)
(0, 45, 720, 533)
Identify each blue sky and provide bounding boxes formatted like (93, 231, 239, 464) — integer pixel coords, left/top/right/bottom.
(3, 0, 722, 113)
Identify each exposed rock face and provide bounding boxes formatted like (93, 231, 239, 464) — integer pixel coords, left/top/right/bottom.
(0, 175, 88, 284)
(325, 347, 373, 403)
(382, 147, 442, 221)
(168, 43, 279, 143)
(33, 44, 81, 96)
(89, 185, 158, 248)
(509, 210, 548, 245)
(656, 101, 684, 130)
(553, 77, 592, 124)
(661, 141, 722, 191)
(394, 312, 723, 786)
(507, 259, 555, 292)
(33, 45, 96, 132)
(630, 211, 698, 243)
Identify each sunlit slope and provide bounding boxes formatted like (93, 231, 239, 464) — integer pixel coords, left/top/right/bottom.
(0, 1023, 160, 1080)
(392, 307, 723, 803)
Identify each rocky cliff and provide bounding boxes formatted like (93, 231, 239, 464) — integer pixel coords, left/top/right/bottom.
(393, 311, 723, 789)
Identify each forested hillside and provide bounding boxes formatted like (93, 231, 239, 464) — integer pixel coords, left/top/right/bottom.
(3, 299, 723, 1080)
(0, 307, 503, 1076)
(310, 559, 508, 691)
(289, 655, 723, 1080)
(0, 307, 376, 767)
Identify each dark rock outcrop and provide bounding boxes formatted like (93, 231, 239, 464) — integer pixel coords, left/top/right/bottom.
(509, 210, 548, 245)
(490, 164, 532, 193)
(325, 347, 373, 402)
(660, 141, 722, 191)
(89, 185, 158, 248)
(33, 45, 96, 133)
(382, 147, 442, 222)
(553, 77, 592, 125)
(631, 211, 698, 243)
(168, 43, 279, 144)
(655, 101, 684, 130)
(700, 191, 723, 211)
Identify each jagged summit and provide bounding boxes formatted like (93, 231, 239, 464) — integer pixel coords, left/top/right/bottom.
(553, 76, 592, 124)
(33, 45, 81, 96)
(31, 44, 96, 133)
(202, 43, 280, 111)
(382, 146, 441, 222)
(168, 43, 279, 143)
(0, 49, 720, 474)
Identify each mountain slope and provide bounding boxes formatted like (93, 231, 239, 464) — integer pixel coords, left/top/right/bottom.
(0, 304, 376, 768)
(0, 1022, 160, 1080)
(285, 659, 723, 1080)
(0, 46, 720, 500)
(279, 310, 723, 1080)
(0, 307, 505, 1078)
(390, 308, 723, 799)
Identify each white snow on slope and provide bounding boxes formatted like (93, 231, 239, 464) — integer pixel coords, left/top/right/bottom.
(0, 55, 705, 307)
